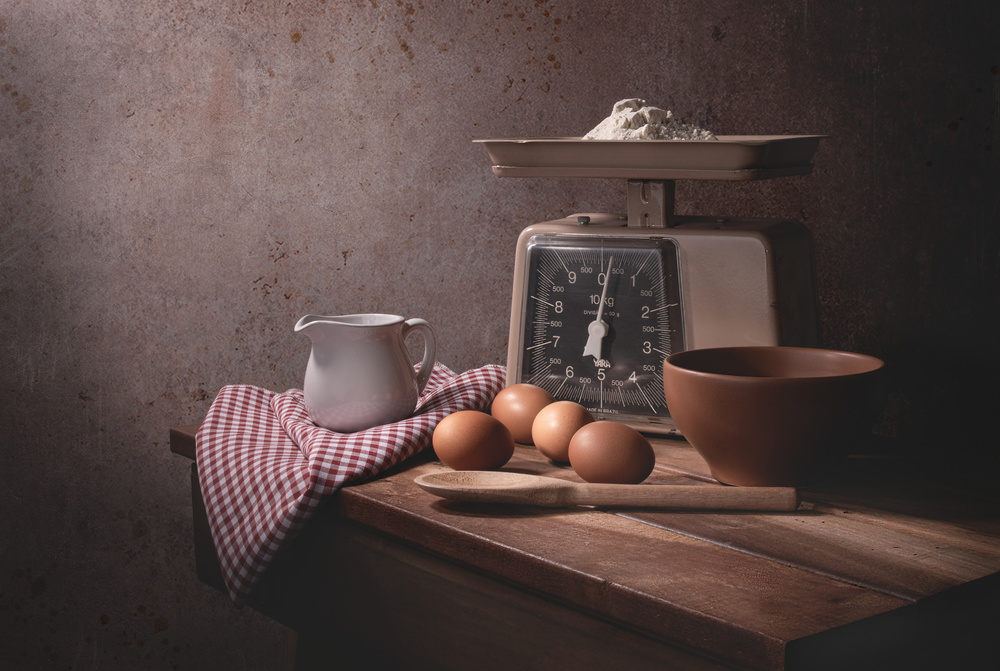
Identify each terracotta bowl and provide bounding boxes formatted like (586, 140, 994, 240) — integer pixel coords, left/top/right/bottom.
(663, 346, 886, 487)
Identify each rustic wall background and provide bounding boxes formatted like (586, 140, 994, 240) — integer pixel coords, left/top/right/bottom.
(2, 1, 996, 668)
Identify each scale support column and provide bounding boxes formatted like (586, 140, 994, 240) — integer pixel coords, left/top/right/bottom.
(626, 180, 676, 228)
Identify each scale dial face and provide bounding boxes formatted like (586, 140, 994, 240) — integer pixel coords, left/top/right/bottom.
(516, 234, 684, 427)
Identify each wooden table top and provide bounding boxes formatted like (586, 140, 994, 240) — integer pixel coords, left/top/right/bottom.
(170, 425, 1000, 670)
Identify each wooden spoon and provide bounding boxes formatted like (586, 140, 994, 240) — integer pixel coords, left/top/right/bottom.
(414, 471, 799, 511)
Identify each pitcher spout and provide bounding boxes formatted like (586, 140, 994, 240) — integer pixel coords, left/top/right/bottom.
(293, 314, 328, 338)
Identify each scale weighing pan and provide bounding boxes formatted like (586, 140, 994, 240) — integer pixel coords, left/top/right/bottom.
(474, 135, 828, 181)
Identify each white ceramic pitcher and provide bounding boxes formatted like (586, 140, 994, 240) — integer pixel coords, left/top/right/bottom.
(294, 314, 437, 432)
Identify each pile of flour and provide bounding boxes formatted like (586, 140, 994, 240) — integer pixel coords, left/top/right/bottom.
(583, 98, 717, 141)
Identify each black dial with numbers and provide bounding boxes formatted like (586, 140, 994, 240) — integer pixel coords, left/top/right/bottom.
(517, 235, 684, 424)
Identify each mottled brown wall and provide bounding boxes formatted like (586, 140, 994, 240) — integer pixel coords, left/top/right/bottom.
(1, 1, 996, 668)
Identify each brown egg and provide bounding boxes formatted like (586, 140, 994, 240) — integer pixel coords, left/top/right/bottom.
(531, 400, 594, 463)
(568, 421, 655, 484)
(432, 410, 515, 471)
(490, 383, 554, 444)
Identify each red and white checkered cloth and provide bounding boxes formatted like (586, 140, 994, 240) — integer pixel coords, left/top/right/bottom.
(196, 362, 505, 606)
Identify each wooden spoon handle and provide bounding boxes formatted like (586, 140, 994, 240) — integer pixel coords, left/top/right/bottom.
(569, 484, 799, 511)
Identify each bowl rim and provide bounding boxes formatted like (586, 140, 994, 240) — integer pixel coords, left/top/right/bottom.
(664, 345, 885, 382)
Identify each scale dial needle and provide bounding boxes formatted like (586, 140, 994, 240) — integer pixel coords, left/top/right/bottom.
(582, 256, 612, 359)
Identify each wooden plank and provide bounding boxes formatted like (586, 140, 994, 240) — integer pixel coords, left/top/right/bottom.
(651, 438, 719, 481)
(172, 424, 1000, 669)
(173, 424, 1000, 603)
(336, 455, 911, 670)
(289, 516, 739, 671)
(639, 439, 1000, 601)
(169, 424, 199, 459)
(803, 472, 1000, 538)
(189, 465, 227, 593)
(625, 504, 1000, 602)
(654, 439, 1000, 534)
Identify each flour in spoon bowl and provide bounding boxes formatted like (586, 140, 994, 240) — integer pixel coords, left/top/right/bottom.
(583, 98, 717, 141)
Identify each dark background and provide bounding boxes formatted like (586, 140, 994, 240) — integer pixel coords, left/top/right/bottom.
(2, 1, 997, 668)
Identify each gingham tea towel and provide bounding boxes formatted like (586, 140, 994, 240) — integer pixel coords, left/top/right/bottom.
(196, 362, 505, 606)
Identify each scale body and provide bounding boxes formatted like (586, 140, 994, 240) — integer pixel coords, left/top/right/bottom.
(506, 210, 820, 434)
(478, 135, 827, 434)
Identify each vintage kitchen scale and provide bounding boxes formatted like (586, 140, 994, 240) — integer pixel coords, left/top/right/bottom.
(475, 134, 827, 435)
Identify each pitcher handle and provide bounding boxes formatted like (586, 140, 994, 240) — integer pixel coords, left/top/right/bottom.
(402, 318, 437, 395)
